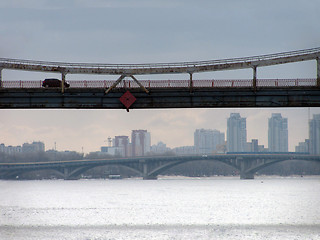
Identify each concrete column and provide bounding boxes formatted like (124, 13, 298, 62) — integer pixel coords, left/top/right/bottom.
(240, 171, 254, 179)
(142, 163, 157, 180)
(63, 167, 69, 180)
(253, 66, 257, 91)
(189, 72, 193, 93)
(0, 68, 2, 88)
(61, 72, 66, 93)
(317, 58, 320, 87)
(239, 158, 254, 179)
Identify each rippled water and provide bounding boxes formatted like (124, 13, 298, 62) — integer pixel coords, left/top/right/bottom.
(0, 176, 319, 239)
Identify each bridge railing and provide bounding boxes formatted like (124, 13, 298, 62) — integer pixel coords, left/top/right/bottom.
(1, 79, 317, 89)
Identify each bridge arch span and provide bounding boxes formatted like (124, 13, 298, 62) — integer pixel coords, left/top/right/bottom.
(245, 157, 320, 176)
(66, 163, 143, 180)
(146, 157, 241, 179)
(2, 168, 65, 180)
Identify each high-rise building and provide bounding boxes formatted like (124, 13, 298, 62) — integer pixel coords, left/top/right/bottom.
(227, 113, 247, 152)
(131, 130, 151, 156)
(268, 113, 288, 152)
(309, 114, 320, 154)
(114, 136, 130, 157)
(194, 129, 225, 154)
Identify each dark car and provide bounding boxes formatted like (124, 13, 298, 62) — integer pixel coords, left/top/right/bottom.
(42, 78, 70, 88)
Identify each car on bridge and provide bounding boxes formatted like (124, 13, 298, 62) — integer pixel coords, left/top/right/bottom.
(42, 78, 70, 88)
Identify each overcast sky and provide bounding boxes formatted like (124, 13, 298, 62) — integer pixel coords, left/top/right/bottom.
(1, 0, 320, 153)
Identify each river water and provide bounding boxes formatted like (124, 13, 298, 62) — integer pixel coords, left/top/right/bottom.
(0, 176, 319, 240)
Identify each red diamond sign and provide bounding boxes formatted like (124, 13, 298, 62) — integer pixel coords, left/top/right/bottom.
(119, 90, 136, 110)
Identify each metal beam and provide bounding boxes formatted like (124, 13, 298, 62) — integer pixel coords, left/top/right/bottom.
(130, 75, 149, 94)
(105, 75, 126, 94)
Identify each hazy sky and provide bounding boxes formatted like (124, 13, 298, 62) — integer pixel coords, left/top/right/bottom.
(1, 0, 320, 153)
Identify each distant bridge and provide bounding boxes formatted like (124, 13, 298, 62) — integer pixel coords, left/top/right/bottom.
(0, 154, 319, 180)
(0, 47, 320, 109)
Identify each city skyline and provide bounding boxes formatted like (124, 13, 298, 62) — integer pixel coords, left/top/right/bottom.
(2, 111, 319, 154)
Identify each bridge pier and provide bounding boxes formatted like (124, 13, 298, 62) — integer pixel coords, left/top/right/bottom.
(0, 68, 2, 88)
(317, 58, 320, 87)
(239, 158, 255, 179)
(253, 66, 257, 91)
(61, 72, 66, 93)
(142, 162, 158, 180)
(240, 171, 254, 179)
(143, 175, 158, 180)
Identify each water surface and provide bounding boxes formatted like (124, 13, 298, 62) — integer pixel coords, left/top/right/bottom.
(0, 176, 319, 239)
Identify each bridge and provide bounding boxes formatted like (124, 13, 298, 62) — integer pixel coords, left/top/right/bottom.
(0, 47, 320, 109)
(0, 154, 319, 180)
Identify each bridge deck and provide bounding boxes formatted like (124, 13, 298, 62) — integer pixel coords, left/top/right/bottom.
(0, 85, 319, 109)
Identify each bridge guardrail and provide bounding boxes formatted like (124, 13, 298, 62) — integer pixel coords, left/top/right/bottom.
(0, 79, 317, 89)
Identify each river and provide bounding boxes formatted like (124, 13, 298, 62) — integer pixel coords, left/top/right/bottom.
(0, 176, 319, 239)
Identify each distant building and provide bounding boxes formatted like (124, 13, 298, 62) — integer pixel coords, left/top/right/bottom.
(268, 113, 288, 152)
(131, 130, 151, 156)
(246, 139, 259, 152)
(22, 141, 45, 153)
(101, 146, 122, 156)
(173, 146, 195, 155)
(0, 144, 4, 153)
(309, 114, 320, 154)
(151, 141, 170, 155)
(114, 136, 130, 157)
(0, 143, 22, 155)
(227, 113, 247, 152)
(295, 139, 309, 153)
(194, 129, 225, 154)
(246, 139, 268, 152)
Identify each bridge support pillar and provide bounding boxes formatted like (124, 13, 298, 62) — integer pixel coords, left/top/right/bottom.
(317, 58, 320, 87)
(0, 68, 2, 88)
(143, 175, 158, 180)
(189, 72, 193, 93)
(240, 171, 254, 179)
(63, 167, 69, 180)
(239, 158, 255, 179)
(142, 163, 157, 180)
(61, 72, 66, 93)
(63, 167, 79, 180)
(252, 66, 257, 91)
